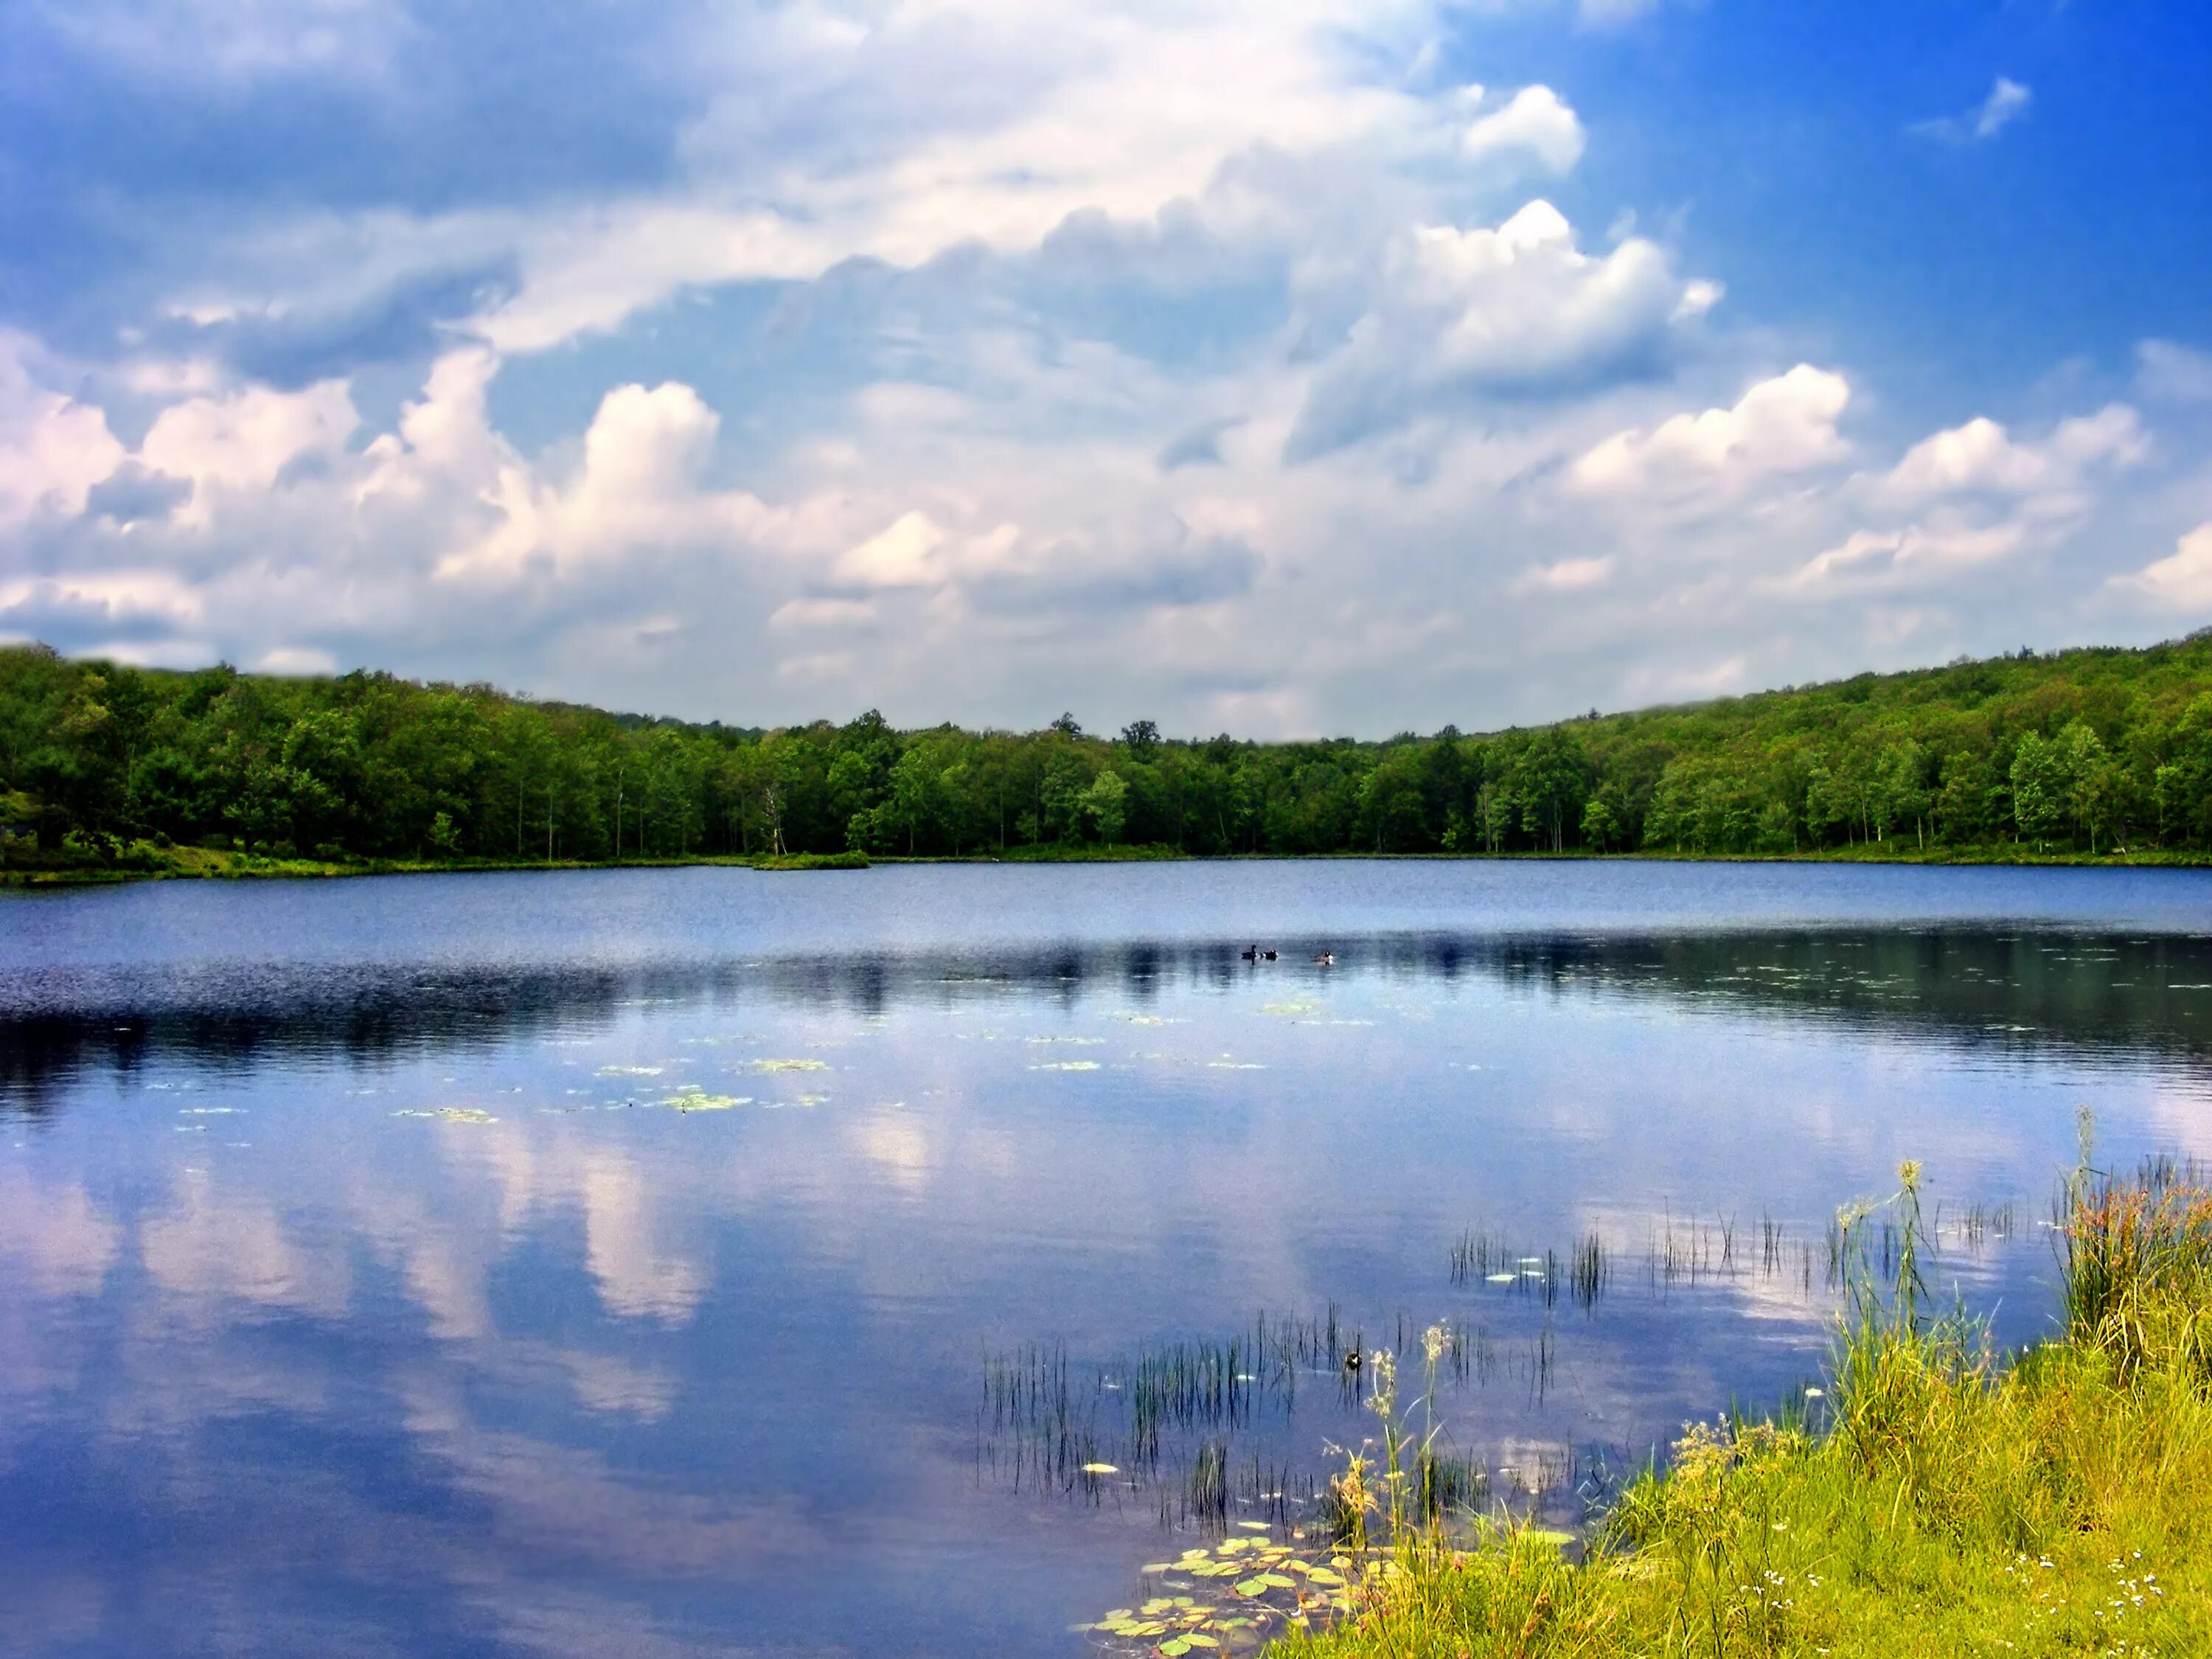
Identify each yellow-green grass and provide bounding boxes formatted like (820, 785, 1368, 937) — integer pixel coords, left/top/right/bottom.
(1272, 1161, 2212, 1658)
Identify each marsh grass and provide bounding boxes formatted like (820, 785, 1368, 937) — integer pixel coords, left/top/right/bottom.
(1273, 1151, 2212, 1658)
(1457, 1209, 1857, 1312)
(983, 1308, 1518, 1533)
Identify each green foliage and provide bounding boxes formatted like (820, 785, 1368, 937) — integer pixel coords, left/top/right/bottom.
(9, 633, 2212, 877)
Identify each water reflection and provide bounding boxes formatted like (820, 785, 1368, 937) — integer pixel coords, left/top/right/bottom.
(4, 866, 2212, 1657)
(10, 928, 2212, 1115)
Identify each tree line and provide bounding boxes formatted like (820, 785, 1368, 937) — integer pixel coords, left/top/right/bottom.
(6, 634, 2212, 869)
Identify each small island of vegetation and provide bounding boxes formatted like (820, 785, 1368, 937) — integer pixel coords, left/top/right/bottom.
(7, 633, 2212, 883)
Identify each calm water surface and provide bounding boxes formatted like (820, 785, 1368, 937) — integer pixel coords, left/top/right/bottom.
(4, 860, 2212, 1658)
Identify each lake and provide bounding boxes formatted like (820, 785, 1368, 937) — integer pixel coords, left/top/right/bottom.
(4, 860, 2211, 1658)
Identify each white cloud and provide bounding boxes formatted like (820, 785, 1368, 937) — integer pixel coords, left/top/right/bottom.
(256, 644, 339, 675)
(1572, 365, 1851, 504)
(835, 511, 953, 588)
(1461, 85, 1585, 175)
(472, 208, 835, 356)
(2111, 523, 2212, 613)
(456, 0, 1470, 352)
(1790, 406, 2149, 594)
(139, 380, 358, 523)
(1879, 406, 2145, 504)
(429, 378, 793, 583)
(1514, 554, 1613, 591)
(1912, 76, 2032, 144)
(1794, 521, 2027, 587)
(1289, 200, 1713, 456)
(0, 335, 126, 531)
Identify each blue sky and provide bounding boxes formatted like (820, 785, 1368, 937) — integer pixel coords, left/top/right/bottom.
(3, 0, 2209, 736)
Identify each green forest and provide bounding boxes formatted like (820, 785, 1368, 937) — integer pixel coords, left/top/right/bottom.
(6, 633, 2212, 877)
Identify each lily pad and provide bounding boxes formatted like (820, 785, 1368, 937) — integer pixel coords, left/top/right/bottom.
(664, 1089, 749, 1111)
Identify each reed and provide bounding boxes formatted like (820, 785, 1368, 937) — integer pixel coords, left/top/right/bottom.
(1569, 1233, 1607, 1312)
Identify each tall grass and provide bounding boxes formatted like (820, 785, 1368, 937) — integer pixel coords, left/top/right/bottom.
(1272, 1153, 2212, 1658)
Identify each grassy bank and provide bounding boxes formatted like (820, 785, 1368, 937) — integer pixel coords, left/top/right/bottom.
(1270, 1159, 2212, 1658)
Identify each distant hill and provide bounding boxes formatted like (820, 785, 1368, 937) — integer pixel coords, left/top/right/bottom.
(5, 634, 2212, 875)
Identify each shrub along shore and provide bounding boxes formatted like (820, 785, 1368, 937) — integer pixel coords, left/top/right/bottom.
(1266, 1155, 2211, 1658)
(10, 632, 2212, 880)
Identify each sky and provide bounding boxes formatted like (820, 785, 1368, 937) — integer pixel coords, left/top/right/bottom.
(1, 0, 2210, 738)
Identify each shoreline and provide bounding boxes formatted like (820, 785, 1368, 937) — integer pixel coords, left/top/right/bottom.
(7, 841, 2211, 890)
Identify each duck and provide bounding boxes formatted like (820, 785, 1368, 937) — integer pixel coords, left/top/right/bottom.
(1262, 950, 1278, 961)
(1313, 952, 1335, 966)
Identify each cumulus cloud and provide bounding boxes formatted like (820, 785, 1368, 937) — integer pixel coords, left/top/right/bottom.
(1792, 406, 2149, 593)
(1572, 365, 1851, 505)
(456, 0, 1489, 352)
(1461, 85, 1585, 175)
(425, 378, 790, 583)
(1287, 201, 1715, 458)
(2111, 523, 2212, 613)
(821, 501, 1261, 617)
(1912, 77, 2032, 144)
(1794, 522, 2028, 587)
(833, 511, 959, 588)
(0, 336, 126, 531)
(139, 380, 358, 523)
(1878, 406, 2145, 505)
